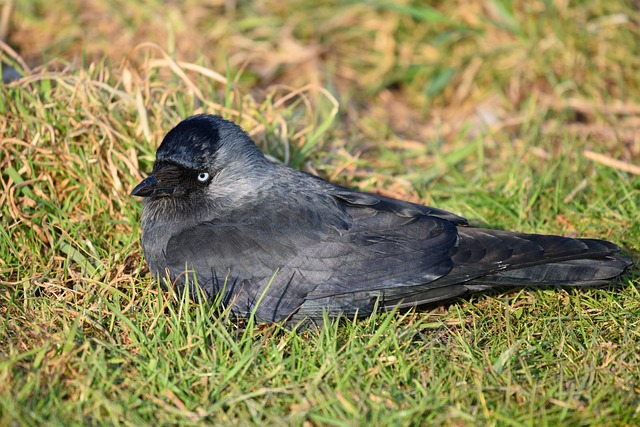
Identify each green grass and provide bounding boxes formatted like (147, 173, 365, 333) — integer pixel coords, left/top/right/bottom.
(1, 0, 639, 425)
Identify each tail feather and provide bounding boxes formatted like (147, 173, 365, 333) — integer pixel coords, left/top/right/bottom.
(454, 228, 632, 288)
(467, 256, 632, 288)
(379, 228, 632, 310)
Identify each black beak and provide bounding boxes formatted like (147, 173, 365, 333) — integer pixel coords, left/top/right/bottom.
(131, 175, 159, 197)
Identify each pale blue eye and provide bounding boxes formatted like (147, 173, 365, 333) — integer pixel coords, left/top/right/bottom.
(197, 172, 210, 182)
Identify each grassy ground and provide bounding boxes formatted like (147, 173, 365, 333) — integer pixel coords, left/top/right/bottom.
(1, 0, 639, 425)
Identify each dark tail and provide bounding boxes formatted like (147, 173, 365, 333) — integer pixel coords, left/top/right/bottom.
(454, 228, 632, 289)
(377, 228, 632, 311)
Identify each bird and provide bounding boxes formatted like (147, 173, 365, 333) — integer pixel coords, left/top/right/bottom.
(132, 114, 632, 324)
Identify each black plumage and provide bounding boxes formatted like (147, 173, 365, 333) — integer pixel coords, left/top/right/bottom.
(132, 114, 632, 323)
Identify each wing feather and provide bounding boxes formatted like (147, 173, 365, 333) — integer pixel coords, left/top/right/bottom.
(164, 193, 459, 321)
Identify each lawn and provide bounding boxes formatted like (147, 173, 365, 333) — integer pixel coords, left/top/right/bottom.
(1, 1, 639, 425)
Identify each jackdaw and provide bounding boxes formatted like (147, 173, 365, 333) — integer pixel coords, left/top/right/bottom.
(132, 114, 632, 324)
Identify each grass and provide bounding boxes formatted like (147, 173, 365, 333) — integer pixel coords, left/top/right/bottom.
(1, 0, 639, 425)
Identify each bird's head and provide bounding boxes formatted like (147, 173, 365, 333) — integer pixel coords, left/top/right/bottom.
(131, 114, 268, 200)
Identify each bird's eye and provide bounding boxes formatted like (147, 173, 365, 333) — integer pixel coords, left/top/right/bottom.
(197, 172, 210, 182)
